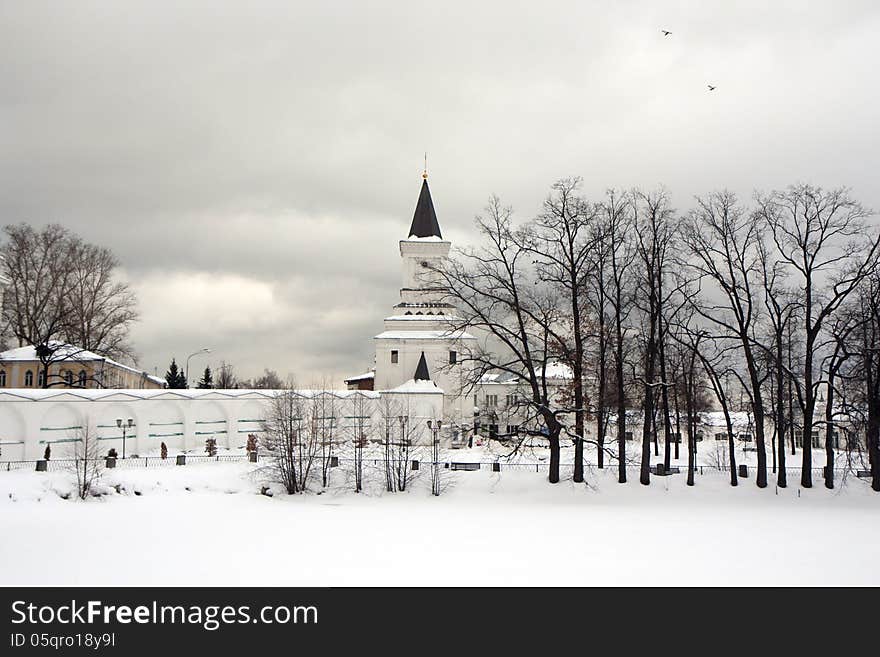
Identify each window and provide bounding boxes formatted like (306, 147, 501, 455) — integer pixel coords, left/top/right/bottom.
(64, 370, 73, 386)
(715, 432, 729, 441)
(794, 430, 820, 448)
(24, 370, 33, 387)
(485, 394, 498, 408)
(505, 425, 520, 437)
(391, 350, 399, 364)
(449, 350, 457, 365)
(38, 370, 45, 387)
(739, 433, 752, 442)
(625, 431, 633, 441)
(488, 424, 499, 439)
(78, 370, 87, 387)
(505, 394, 518, 407)
(0, 370, 5, 387)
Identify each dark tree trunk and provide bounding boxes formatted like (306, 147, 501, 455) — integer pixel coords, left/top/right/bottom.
(548, 431, 561, 484)
(615, 329, 627, 484)
(660, 336, 673, 472)
(640, 391, 653, 486)
(597, 326, 607, 470)
(742, 348, 768, 488)
(824, 379, 835, 490)
(776, 330, 787, 488)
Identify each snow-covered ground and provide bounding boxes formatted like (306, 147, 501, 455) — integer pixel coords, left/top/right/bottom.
(1, 452, 877, 587)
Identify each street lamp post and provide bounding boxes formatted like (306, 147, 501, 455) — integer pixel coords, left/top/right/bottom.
(116, 417, 133, 459)
(427, 419, 442, 496)
(185, 348, 211, 388)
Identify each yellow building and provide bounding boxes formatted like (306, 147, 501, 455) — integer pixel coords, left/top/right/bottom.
(0, 342, 164, 389)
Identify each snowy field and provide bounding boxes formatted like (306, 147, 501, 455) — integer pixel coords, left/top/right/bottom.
(1, 452, 878, 587)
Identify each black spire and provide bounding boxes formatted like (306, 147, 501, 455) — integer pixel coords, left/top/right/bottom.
(413, 351, 431, 381)
(408, 178, 443, 239)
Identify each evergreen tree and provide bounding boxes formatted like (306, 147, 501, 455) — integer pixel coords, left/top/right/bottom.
(164, 358, 186, 389)
(43, 444, 51, 461)
(160, 442, 167, 460)
(197, 366, 213, 389)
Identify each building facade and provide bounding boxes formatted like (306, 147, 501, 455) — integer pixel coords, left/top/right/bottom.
(0, 343, 164, 390)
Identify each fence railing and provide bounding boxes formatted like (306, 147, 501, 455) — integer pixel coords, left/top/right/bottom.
(0, 453, 858, 478)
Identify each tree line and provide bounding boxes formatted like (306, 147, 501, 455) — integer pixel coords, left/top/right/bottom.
(437, 179, 880, 492)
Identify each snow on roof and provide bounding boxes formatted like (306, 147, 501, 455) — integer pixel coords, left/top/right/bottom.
(541, 362, 573, 380)
(384, 378, 444, 394)
(0, 343, 105, 362)
(384, 314, 459, 321)
(478, 362, 571, 384)
(0, 388, 382, 402)
(344, 371, 375, 383)
(374, 330, 476, 340)
(0, 342, 164, 385)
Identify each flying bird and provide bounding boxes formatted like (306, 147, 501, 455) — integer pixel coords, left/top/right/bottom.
(707, 84, 716, 91)
(661, 29, 672, 36)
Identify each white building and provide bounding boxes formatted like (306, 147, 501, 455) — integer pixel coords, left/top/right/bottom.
(348, 175, 478, 442)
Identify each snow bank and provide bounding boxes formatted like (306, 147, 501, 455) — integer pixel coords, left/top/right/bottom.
(0, 460, 877, 586)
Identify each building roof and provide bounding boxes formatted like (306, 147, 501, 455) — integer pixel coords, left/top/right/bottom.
(343, 371, 375, 384)
(374, 330, 476, 340)
(414, 352, 431, 381)
(0, 342, 165, 386)
(408, 178, 443, 239)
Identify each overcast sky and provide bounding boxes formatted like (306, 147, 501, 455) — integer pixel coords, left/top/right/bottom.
(1, 1, 879, 384)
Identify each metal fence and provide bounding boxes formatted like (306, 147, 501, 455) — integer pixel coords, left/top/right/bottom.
(0, 454, 858, 478)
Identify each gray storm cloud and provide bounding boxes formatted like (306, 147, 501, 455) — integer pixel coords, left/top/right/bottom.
(1, 1, 879, 382)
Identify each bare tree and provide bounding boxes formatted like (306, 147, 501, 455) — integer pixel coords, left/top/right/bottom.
(62, 239, 139, 362)
(246, 368, 284, 390)
(599, 190, 638, 484)
(632, 189, 678, 485)
(522, 178, 600, 482)
(843, 275, 880, 491)
(260, 385, 318, 494)
(437, 196, 570, 483)
(66, 420, 104, 500)
(682, 191, 770, 487)
(758, 184, 880, 487)
(214, 361, 238, 389)
(1, 223, 139, 368)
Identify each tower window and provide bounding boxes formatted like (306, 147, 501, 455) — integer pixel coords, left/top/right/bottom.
(485, 394, 498, 407)
(78, 370, 87, 387)
(64, 370, 73, 386)
(391, 350, 399, 364)
(0, 370, 5, 387)
(38, 370, 46, 387)
(449, 350, 457, 365)
(24, 370, 33, 387)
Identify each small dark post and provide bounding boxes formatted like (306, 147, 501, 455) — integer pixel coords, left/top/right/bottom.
(35, 460, 47, 472)
(176, 454, 186, 466)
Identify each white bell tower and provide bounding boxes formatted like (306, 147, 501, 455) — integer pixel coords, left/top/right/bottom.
(373, 173, 476, 432)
